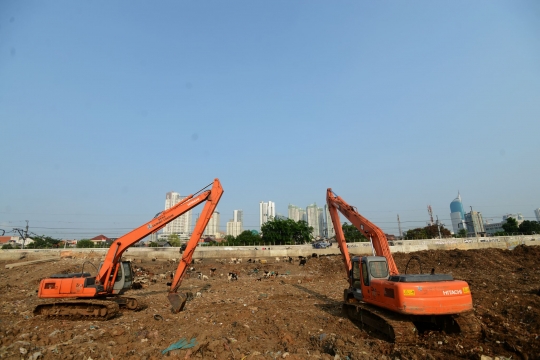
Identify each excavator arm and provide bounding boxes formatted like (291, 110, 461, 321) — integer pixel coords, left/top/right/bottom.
(167, 179, 223, 312)
(96, 179, 223, 293)
(326, 188, 399, 276)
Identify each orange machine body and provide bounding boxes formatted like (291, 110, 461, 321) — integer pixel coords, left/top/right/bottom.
(364, 278, 472, 315)
(37, 179, 223, 301)
(327, 188, 473, 316)
(39, 277, 97, 298)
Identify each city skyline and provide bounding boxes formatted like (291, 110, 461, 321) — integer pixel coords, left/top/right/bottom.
(2, 193, 539, 240)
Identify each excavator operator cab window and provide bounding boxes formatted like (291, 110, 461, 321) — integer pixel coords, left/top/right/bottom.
(352, 261, 361, 289)
(362, 262, 369, 286)
(369, 261, 389, 279)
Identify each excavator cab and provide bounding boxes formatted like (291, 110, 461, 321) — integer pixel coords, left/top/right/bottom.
(98, 261, 134, 295)
(347, 256, 390, 302)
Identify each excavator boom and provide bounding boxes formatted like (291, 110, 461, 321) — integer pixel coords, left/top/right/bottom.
(167, 179, 223, 312)
(327, 188, 398, 276)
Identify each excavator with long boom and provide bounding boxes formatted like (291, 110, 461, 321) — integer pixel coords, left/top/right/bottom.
(33, 178, 223, 320)
(326, 188, 480, 343)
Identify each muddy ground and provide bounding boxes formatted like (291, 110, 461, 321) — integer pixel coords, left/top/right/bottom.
(0, 245, 539, 360)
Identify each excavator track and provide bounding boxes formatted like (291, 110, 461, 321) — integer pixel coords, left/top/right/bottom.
(452, 311, 482, 340)
(33, 300, 119, 320)
(112, 296, 145, 311)
(344, 302, 481, 344)
(343, 302, 418, 344)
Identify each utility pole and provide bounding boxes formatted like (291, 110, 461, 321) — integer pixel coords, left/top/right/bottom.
(24, 220, 29, 249)
(427, 205, 434, 226)
(13, 220, 29, 249)
(397, 214, 403, 239)
(436, 216, 442, 239)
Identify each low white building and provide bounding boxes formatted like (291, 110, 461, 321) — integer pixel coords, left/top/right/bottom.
(484, 213, 525, 235)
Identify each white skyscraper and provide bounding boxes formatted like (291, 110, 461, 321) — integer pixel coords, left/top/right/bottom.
(288, 204, 301, 221)
(163, 191, 192, 239)
(535, 208, 540, 222)
(204, 211, 220, 237)
(233, 210, 243, 224)
(288, 204, 307, 223)
(306, 203, 322, 238)
(324, 204, 336, 238)
(317, 207, 325, 237)
(226, 210, 244, 237)
(260, 201, 275, 228)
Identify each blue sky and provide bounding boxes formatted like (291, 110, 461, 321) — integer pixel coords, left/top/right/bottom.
(1, 1, 539, 239)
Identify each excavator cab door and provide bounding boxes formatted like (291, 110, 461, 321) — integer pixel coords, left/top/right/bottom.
(350, 258, 363, 300)
(99, 261, 134, 295)
(111, 261, 133, 294)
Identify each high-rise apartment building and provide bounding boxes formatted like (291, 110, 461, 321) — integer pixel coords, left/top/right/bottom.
(306, 203, 323, 238)
(534, 208, 540, 222)
(464, 210, 485, 237)
(163, 191, 192, 239)
(324, 204, 336, 238)
(450, 192, 466, 234)
(233, 210, 243, 224)
(260, 201, 275, 228)
(288, 204, 302, 221)
(317, 207, 325, 237)
(226, 210, 244, 237)
(203, 211, 220, 237)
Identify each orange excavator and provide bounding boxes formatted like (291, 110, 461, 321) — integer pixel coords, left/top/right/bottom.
(34, 179, 223, 320)
(326, 188, 480, 343)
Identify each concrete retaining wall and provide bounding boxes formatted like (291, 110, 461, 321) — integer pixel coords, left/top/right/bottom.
(1, 235, 537, 262)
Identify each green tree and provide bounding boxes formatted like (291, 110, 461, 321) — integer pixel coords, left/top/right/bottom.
(518, 220, 540, 235)
(502, 217, 519, 234)
(148, 241, 159, 247)
(223, 235, 235, 245)
(26, 235, 62, 248)
(404, 228, 427, 239)
(76, 239, 95, 248)
(235, 230, 261, 246)
(261, 218, 313, 245)
(168, 233, 181, 247)
(342, 223, 367, 242)
(424, 224, 452, 238)
(457, 228, 467, 238)
(2, 244, 13, 249)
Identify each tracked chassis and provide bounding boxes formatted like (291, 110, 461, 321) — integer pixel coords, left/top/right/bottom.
(343, 302, 481, 344)
(33, 296, 143, 320)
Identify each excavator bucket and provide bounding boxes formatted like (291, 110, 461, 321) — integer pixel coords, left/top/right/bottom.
(168, 292, 187, 313)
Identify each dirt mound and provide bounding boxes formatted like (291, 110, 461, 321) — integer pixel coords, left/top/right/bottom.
(0, 247, 538, 359)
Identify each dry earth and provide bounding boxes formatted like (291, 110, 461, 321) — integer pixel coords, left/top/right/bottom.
(0, 245, 539, 360)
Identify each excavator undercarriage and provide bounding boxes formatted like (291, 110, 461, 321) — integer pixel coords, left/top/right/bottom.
(33, 296, 144, 320)
(343, 301, 481, 344)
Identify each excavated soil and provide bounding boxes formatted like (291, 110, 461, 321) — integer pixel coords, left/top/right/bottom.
(0, 246, 539, 360)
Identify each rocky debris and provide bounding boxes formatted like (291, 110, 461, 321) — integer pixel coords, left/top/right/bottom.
(0, 246, 538, 359)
